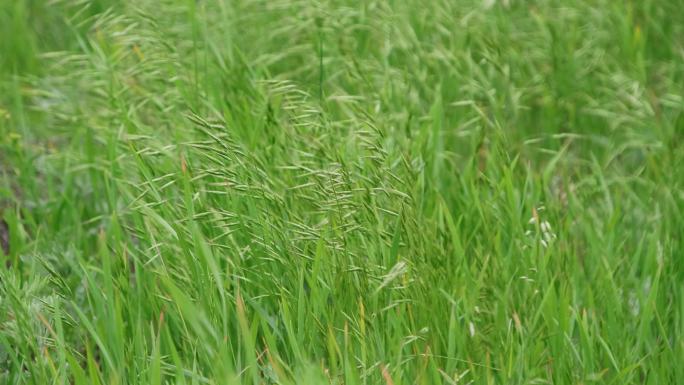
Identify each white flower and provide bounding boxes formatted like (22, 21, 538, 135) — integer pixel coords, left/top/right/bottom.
(527, 206, 556, 248)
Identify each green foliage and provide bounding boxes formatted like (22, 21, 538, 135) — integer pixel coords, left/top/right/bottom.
(1, 0, 683, 384)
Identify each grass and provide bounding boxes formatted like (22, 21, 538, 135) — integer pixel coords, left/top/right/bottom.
(1, 0, 683, 384)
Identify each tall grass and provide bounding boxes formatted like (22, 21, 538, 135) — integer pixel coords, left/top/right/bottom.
(1, 0, 683, 384)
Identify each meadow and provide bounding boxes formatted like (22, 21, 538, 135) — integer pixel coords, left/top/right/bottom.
(1, 0, 683, 384)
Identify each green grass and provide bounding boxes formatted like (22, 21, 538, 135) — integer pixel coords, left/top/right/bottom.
(1, 0, 683, 384)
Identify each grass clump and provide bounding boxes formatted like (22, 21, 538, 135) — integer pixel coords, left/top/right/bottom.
(1, 0, 683, 384)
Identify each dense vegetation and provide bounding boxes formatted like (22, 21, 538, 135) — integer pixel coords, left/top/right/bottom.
(1, 1, 683, 384)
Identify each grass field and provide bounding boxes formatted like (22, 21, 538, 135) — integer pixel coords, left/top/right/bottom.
(1, 1, 683, 384)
